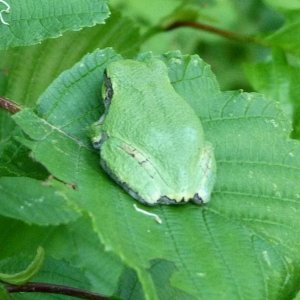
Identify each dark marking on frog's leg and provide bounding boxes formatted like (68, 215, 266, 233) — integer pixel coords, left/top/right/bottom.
(129, 152, 136, 158)
(118, 146, 153, 174)
(99, 157, 157, 206)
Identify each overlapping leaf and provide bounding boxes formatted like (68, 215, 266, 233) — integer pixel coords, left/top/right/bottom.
(0, 10, 141, 108)
(0, 9, 141, 178)
(0, 0, 109, 50)
(0, 177, 80, 225)
(264, 2, 300, 57)
(264, 0, 300, 11)
(0, 246, 44, 285)
(12, 48, 300, 299)
(0, 215, 124, 296)
(0, 254, 92, 300)
(245, 49, 300, 139)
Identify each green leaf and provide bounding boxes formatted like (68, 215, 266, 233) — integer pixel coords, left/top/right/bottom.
(0, 254, 95, 300)
(244, 49, 300, 138)
(0, 0, 110, 50)
(0, 177, 81, 225)
(110, 0, 180, 27)
(160, 4, 201, 28)
(244, 50, 294, 115)
(0, 215, 125, 296)
(12, 49, 300, 299)
(60, 216, 124, 295)
(267, 20, 300, 56)
(0, 10, 141, 108)
(294, 289, 300, 300)
(264, 0, 300, 10)
(0, 128, 48, 177)
(116, 260, 195, 300)
(0, 247, 44, 285)
(0, 284, 10, 300)
(0, 10, 141, 178)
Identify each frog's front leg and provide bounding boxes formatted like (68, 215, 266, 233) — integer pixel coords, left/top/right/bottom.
(99, 137, 171, 205)
(0, 0, 10, 25)
(90, 118, 107, 149)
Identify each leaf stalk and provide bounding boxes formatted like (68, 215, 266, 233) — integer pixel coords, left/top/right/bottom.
(0, 97, 21, 114)
(6, 282, 108, 300)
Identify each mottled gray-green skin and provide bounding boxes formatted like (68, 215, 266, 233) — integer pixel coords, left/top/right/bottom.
(91, 58, 216, 205)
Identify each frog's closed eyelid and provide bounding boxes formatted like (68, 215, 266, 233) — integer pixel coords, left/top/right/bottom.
(103, 70, 113, 108)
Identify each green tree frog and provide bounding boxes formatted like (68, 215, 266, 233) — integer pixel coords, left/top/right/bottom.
(91, 58, 216, 205)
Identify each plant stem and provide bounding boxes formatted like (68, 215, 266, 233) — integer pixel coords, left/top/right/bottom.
(7, 282, 108, 300)
(164, 20, 270, 47)
(0, 97, 21, 114)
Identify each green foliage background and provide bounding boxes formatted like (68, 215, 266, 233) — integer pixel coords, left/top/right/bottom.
(1, 0, 300, 299)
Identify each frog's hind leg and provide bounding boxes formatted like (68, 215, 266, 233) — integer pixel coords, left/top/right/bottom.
(194, 142, 216, 204)
(100, 137, 170, 205)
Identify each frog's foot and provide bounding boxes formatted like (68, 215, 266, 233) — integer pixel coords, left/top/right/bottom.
(156, 193, 204, 205)
(192, 193, 204, 204)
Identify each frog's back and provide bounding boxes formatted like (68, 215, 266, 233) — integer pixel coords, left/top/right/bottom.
(101, 59, 214, 201)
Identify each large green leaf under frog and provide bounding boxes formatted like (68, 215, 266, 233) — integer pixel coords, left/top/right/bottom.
(13, 48, 300, 299)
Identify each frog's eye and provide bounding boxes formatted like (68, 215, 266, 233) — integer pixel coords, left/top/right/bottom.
(103, 70, 113, 108)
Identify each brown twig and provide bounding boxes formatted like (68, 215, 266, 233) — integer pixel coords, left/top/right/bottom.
(165, 20, 269, 47)
(6, 282, 109, 300)
(0, 96, 21, 114)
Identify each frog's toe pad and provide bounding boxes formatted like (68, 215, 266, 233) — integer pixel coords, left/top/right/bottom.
(155, 194, 204, 205)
